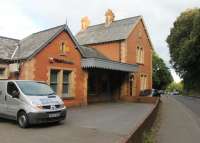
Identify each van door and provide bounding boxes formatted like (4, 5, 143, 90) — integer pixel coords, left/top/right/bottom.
(5, 82, 21, 117)
(0, 82, 7, 115)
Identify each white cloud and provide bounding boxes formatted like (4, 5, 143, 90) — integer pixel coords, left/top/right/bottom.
(170, 69, 182, 83)
(0, 1, 39, 39)
(0, 0, 200, 80)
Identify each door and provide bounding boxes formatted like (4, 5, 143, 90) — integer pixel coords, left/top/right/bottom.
(5, 82, 20, 117)
(129, 74, 135, 96)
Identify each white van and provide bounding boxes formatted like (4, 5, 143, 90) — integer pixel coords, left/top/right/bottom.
(0, 80, 67, 128)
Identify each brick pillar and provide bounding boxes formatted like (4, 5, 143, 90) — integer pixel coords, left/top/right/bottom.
(82, 70, 88, 106)
(120, 74, 129, 98)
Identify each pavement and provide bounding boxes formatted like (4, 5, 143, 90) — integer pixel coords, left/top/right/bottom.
(156, 95, 200, 143)
(0, 102, 154, 143)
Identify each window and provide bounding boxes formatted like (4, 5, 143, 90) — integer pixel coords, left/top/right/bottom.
(0, 68, 5, 76)
(62, 71, 70, 97)
(7, 82, 19, 97)
(120, 41, 127, 62)
(138, 29, 142, 38)
(140, 74, 148, 90)
(50, 69, 72, 97)
(136, 46, 140, 63)
(129, 74, 134, 96)
(50, 70, 59, 93)
(60, 42, 69, 54)
(136, 46, 144, 64)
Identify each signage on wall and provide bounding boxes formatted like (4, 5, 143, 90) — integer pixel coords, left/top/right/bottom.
(49, 57, 73, 64)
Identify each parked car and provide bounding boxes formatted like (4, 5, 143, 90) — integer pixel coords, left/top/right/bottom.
(171, 91, 179, 96)
(140, 89, 152, 96)
(151, 89, 161, 97)
(0, 80, 66, 128)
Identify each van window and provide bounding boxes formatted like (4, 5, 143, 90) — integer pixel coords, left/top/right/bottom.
(7, 82, 19, 96)
(16, 81, 54, 96)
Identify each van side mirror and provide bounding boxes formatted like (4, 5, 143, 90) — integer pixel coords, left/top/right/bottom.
(12, 90, 19, 98)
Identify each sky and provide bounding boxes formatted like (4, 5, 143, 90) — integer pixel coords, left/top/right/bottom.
(0, 0, 200, 82)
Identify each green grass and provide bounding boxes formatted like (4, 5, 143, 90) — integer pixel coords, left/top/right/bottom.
(143, 130, 155, 143)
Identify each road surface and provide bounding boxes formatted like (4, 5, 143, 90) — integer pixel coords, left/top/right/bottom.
(0, 102, 154, 143)
(156, 95, 200, 143)
(174, 95, 200, 126)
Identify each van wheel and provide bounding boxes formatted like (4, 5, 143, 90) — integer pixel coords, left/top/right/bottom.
(17, 111, 29, 128)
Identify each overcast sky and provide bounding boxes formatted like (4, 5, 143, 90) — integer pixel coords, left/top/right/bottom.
(0, 0, 200, 82)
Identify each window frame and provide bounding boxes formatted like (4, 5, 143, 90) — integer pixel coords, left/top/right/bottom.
(59, 42, 70, 54)
(136, 46, 144, 64)
(49, 68, 73, 98)
(7, 82, 19, 97)
(60, 42, 66, 54)
(62, 70, 70, 97)
(140, 74, 148, 90)
(0, 68, 5, 76)
(50, 69, 59, 93)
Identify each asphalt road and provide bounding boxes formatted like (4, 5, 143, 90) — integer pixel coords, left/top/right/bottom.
(173, 95, 200, 126)
(0, 102, 154, 143)
(156, 95, 200, 143)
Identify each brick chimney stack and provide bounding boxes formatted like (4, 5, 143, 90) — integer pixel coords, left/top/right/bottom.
(105, 9, 115, 27)
(81, 16, 90, 31)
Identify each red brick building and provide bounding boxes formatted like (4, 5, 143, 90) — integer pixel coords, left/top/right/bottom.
(0, 10, 153, 107)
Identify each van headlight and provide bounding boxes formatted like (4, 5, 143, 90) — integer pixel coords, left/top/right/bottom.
(33, 105, 43, 110)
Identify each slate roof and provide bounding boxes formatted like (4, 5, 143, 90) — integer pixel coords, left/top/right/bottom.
(0, 24, 108, 61)
(0, 36, 19, 60)
(0, 22, 138, 72)
(76, 16, 141, 45)
(79, 46, 108, 60)
(14, 25, 66, 59)
(0, 24, 81, 61)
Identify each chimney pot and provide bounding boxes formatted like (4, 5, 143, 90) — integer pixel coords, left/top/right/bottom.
(105, 9, 115, 27)
(81, 16, 90, 31)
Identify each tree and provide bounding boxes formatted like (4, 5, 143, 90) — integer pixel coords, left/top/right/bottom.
(166, 82, 183, 93)
(153, 51, 173, 90)
(167, 8, 200, 91)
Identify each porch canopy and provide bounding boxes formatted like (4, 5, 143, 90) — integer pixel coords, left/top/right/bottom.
(79, 46, 138, 72)
(81, 58, 138, 72)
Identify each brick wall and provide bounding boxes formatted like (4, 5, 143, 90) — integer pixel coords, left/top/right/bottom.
(18, 31, 88, 107)
(126, 20, 152, 96)
(88, 41, 121, 61)
(87, 19, 153, 97)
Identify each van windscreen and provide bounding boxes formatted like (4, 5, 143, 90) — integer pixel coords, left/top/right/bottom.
(16, 81, 55, 96)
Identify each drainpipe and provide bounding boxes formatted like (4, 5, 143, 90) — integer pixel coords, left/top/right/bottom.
(11, 43, 20, 60)
(10, 43, 20, 79)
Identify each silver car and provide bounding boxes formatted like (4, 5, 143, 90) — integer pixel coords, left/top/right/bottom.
(0, 80, 67, 128)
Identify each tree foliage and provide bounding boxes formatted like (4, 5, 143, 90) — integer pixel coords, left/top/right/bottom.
(166, 82, 183, 93)
(153, 51, 173, 90)
(167, 8, 200, 90)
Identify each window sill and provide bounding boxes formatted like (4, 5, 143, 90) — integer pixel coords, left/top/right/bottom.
(59, 53, 69, 56)
(136, 62, 144, 65)
(62, 96, 75, 100)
